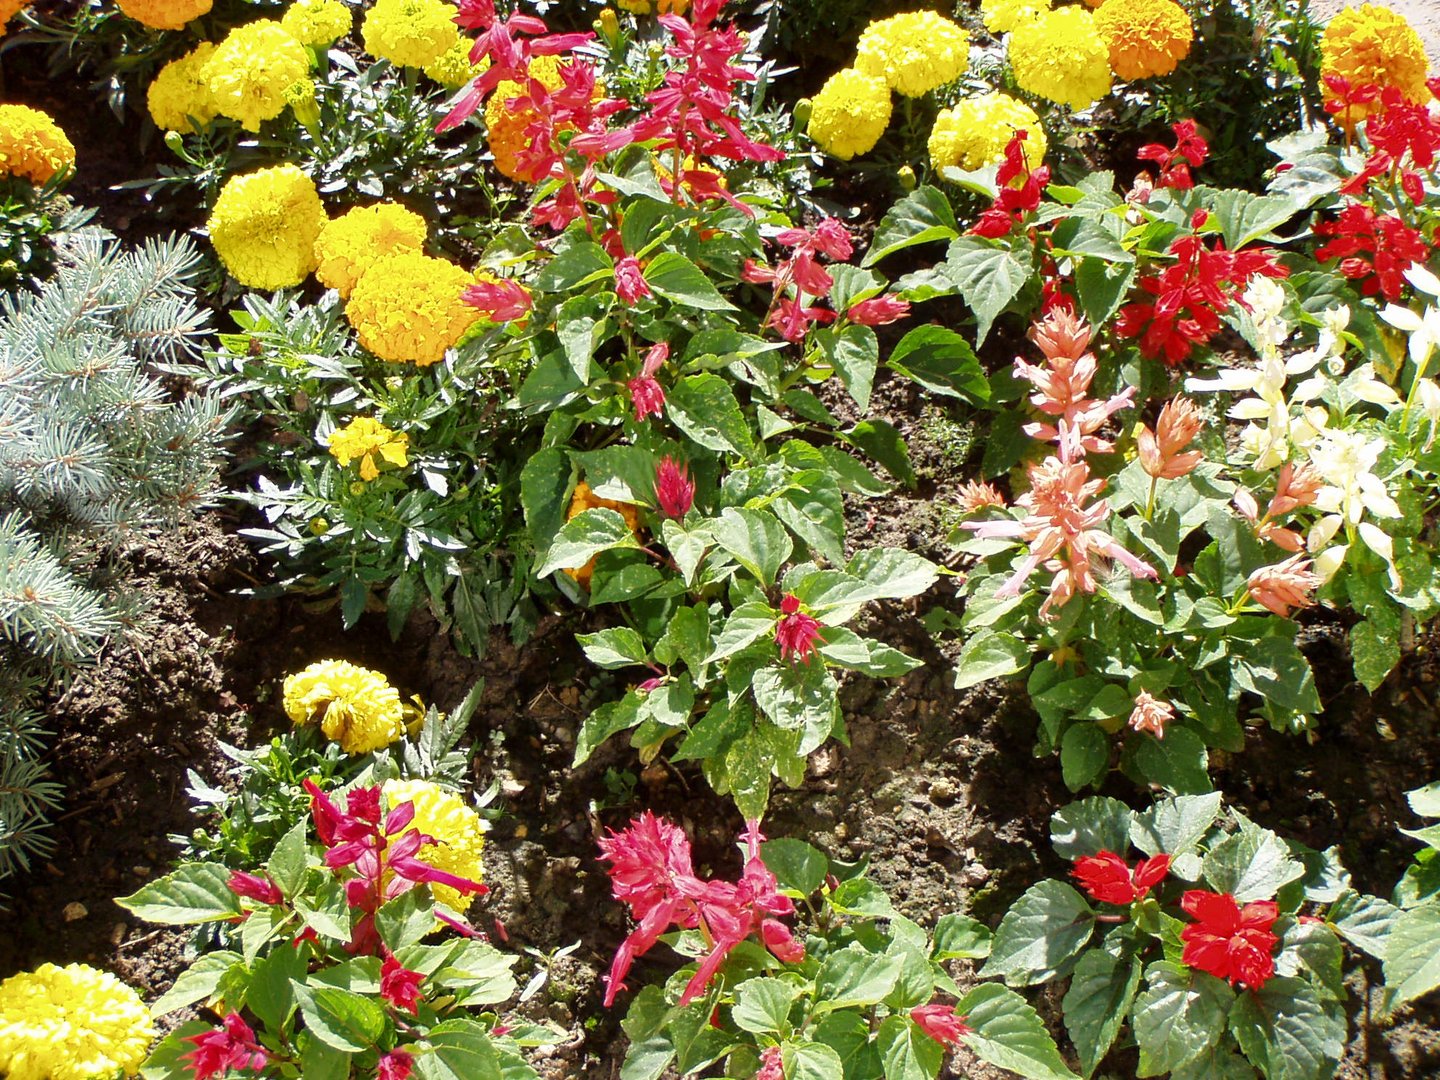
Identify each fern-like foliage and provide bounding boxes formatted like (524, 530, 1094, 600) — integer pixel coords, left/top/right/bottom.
(0, 232, 232, 885)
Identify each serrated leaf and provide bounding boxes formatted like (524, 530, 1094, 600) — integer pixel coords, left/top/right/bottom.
(732, 977, 800, 1034)
(711, 507, 792, 586)
(1061, 723, 1110, 791)
(960, 983, 1080, 1080)
(1327, 889, 1397, 960)
(1203, 824, 1304, 903)
(954, 631, 1029, 690)
(876, 1015, 944, 1080)
(1229, 976, 1345, 1080)
(1050, 797, 1134, 860)
(292, 983, 388, 1053)
(819, 324, 879, 412)
(941, 236, 1029, 344)
(417, 1019, 504, 1080)
(1132, 963, 1232, 1076)
(642, 251, 734, 310)
(577, 627, 649, 669)
(1130, 793, 1223, 860)
(886, 325, 988, 405)
(814, 944, 903, 1012)
(932, 913, 993, 960)
(666, 373, 755, 458)
(1382, 900, 1440, 1008)
(1063, 950, 1142, 1077)
(863, 185, 959, 265)
(761, 837, 828, 896)
(116, 863, 241, 924)
(535, 508, 638, 578)
(149, 952, 241, 1017)
(980, 880, 1095, 986)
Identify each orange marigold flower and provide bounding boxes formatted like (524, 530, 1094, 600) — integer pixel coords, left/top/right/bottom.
(563, 481, 640, 589)
(1247, 555, 1320, 617)
(1094, 0, 1193, 81)
(115, 0, 210, 29)
(1321, 4, 1430, 126)
(1137, 397, 1204, 479)
(0, 0, 28, 37)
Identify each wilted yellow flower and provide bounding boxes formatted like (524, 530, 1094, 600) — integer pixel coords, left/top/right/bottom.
(314, 202, 428, 297)
(328, 416, 410, 481)
(980, 0, 1052, 34)
(0, 963, 154, 1080)
(382, 779, 486, 911)
(1, 0, 29, 38)
(208, 164, 325, 289)
(204, 21, 312, 131)
(563, 480, 640, 588)
(115, 0, 209, 30)
(807, 68, 892, 161)
(423, 36, 489, 88)
(854, 11, 970, 97)
(616, 0, 689, 13)
(0, 105, 74, 185)
(929, 91, 1046, 172)
(1094, 0, 1193, 81)
(362, 0, 459, 68)
(1009, 6, 1112, 111)
(281, 0, 352, 45)
(1321, 3, 1430, 125)
(484, 54, 573, 181)
(147, 42, 220, 132)
(284, 659, 408, 754)
(346, 252, 481, 365)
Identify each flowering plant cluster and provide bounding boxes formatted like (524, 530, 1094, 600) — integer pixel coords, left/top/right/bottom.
(117, 776, 545, 1079)
(0, 102, 85, 287)
(984, 791, 1398, 1080)
(601, 813, 1077, 1080)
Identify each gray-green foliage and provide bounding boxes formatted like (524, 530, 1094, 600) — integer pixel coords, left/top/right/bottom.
(0, 231, 231, 882)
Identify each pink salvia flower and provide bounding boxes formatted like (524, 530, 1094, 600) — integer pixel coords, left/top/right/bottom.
(775, 594, 823, 663)
(380, 953, 426, 1015)
(910, 1003, 972, 1047)
(181, 1013, 268, 1079)
(1247, 555, 1320, 617)
(655, 456, 695, 519)
(628, 343, 670, 422)
(462, 278, 533, 322)
(847, 295, 912, 326)
(1128, 690, 1174, 740)
(614, 257, 652, 304)
(227, 870, 283, 906)
(756, 1045, 784, 1080)
(377, 1049, 414, 1080)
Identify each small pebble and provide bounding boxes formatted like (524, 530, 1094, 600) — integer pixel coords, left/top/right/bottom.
(63, 902, 88, 922)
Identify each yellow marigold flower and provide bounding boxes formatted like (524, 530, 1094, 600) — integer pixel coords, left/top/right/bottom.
(807, 68, 892, 161)
(284, 659, 408, 754)
(563, 480, 640, 588)
(362, 0, 459, 68)
(0, 963, 154, 1080)
(208, 164, 324, 289)
(1009, 6, 1113, 111)
(980, 0, 1052, 34)
(204, 20, 312, 131)
(0, 105, 74, 185)
(382, 779, 486, 912)
(1094, 0, 1193, 81)
(315, 202, 428, 297)
(423, 36, 490, 88)
(1, 0, 29, 38)
(616, 0, 689, 12)
(1321, 3, 1430, 126)
(346, 252, 480, 365)
(114, 0, 209, 30)
(854, 11, 970, 98)
(484, 54, 577, 181)
(328, 416, 410, 481)
(281, 0, 352, 46)
(929, 91, 1046, 172)
(147, 43, 220, 133)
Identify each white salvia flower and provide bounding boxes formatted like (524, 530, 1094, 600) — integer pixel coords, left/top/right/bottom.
(1311, 542, 1348, 583)
(1416, 378, 1440, 450)
(1309, 428, 1402, 524)
(1244, 276, 1290, 357)
(1381, 290, 1440, 372)
(1406, 263, 1440, 299)
(1344, 362, 1402, 407)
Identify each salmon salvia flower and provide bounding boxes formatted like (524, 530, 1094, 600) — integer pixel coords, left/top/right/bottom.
(1072, 850, 1171, 905)
(775, 594, 823, 663)
(957, 480, 1007, 513)
(1180, 890, 1279, 989)
(1015, 308, 1136, 457)
(1247, 554, 1320, 617)
(1128, 690, 1174, 739)
(1138, 397, 1204, 479)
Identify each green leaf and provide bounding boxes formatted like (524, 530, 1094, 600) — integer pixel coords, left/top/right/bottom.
(1351, 614, 1401, 692)
(817, 627, 923, 677)
(642, 251, 734, 310)
(148, 951, 241, 1017)
(1276, 920, 1344, 1000)
(521, 447, 571, 551)
(1130, 793, 1223, 861)
(709, 601, 778, 662)
(761, 837, 828, 896)
(819, 324, 879, 412)
(1383, 899, 1440, 1008)
(980, 880, 1096, 986)
(1132, 963, 1232, 1076)
(1230, 976, 1345, 1080)
(432, 940, 518, 1002)
(1203, 822, 1305, 903)
(139, 1021, 214, 1079)
(941, 236, 1030, 344)
(417, 1019, 504, 1080)
(116, 862, 241, 925)
(666, 373, 755, 458)
(1207, 188, 1300, 250)
(831, 878, 898, 918)
(292, 983, 387, 1053)
(842, 419, 915, 487)
(732, 977, 800, 1034)
(1064, 950, 1142, 1077)
(751, 661, 838, 747)
(954, 631, 1029, 690)
(247, 943, 306, 1032)
(298, 1037, 353, 1080)
(267, 820, 309, 900)
(932, 913, 992, 960)
(1050, 797, 1134, 860)
(863, 185, 959, 265)
(556, 293, 608, 382)
(660, 519, 709, 586)
(774, 470, 846, 566)
(886, 325, 989, 405)
(959, 982, 1080, 1080)
(1233, 637, 1321, 716)
(535, 507, 639, 578)
(814, 944, 903, 1012)
(712, 507, 792, 586)
(376, 887, 437, 952)
(784, 1042, 848, 1080)
(1327, 889, 1398, 960)
(534, 234, 612, 291)
(577, 627, 649, 669)
(1125, 726, 1211, 795)
(574, 693, 643, 766)
(1061, 723, 1110, 791)
(1075, 257, 1136, 330)
(877, 1015, 944, 1080)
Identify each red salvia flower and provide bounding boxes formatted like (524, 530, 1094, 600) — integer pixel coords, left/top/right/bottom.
(1072, 851, 1171, 905)
(377, 1049, 414, 1080)
(1180, 890, 1280, 989)
(1314, 204, 1431, 301)
(181, 1013, 268, 1079)
(614, 256, 652, 304)
(628, 343, 670, 422)
(847, 294, 911, 326)
(756, 1046, 784, 1080)
(1136, 119, 1209, 190)
(380, 953, 426, 1015)
(775, 594, 823, 663)
(910, 1002, 972, 1047)
(227, 870, 283, 906)
(970, 130, 1050, 237)
(655, 456, 695, 519)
